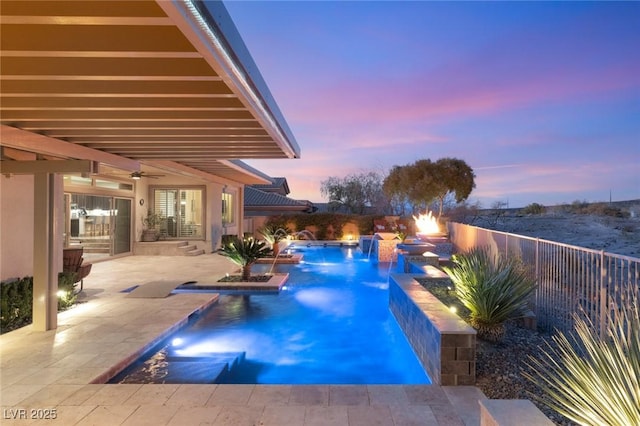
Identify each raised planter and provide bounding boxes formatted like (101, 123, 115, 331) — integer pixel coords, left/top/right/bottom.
(389, 273, 476, 385)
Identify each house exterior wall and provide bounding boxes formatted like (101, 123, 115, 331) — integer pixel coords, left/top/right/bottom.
(1, 174, 35, 281)
(1, 172, 245, 280)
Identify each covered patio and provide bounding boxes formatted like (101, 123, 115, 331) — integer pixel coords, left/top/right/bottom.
(1, 0, 299, 331)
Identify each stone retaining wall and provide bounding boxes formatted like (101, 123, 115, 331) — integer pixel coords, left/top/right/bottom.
(389, 273, 476, 385)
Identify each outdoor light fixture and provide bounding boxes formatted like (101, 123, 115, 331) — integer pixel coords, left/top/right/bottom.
(131, 171, 142, 180)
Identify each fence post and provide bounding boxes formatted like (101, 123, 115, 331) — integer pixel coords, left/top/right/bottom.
(505, 233, 509, 260)
(599, 250, 608, 338)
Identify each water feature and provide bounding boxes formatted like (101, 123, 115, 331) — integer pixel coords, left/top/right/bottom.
(290, 229, 316, 240)
(111, 245, 430, 385)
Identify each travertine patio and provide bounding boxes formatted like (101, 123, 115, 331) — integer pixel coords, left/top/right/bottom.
(1, 254, 487, 425)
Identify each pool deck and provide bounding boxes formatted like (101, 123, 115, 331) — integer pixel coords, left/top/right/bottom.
(1, 253, 487, 425)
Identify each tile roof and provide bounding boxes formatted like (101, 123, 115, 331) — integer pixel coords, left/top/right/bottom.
(244, 186, 305, 207)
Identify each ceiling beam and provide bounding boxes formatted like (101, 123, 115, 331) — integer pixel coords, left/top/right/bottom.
(0, 125, 139, 170)
(1, 159, 98, 174)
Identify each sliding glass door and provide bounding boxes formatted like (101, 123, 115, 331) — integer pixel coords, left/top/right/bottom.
(66, 194, 132, 260)
(113, 198, 132, 255)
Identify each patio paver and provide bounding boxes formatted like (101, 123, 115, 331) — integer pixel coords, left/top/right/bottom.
(0, 254, 487, 425)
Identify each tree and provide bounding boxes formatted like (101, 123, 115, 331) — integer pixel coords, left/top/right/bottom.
(320, 170, 388, 214)
(382, 157, 476, 219)
(382, 165, 412, 215)
(431, 157, 476, 218)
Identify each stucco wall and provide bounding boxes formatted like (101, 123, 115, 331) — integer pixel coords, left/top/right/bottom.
(1, 175, 34, 281)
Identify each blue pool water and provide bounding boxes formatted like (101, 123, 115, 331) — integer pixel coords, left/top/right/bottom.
(113, 245, 430, 384)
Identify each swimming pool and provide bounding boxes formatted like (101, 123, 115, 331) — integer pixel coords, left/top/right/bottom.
(112, 245, 430, 385)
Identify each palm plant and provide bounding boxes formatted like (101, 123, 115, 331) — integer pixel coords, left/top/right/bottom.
(259, 225, 291, 256)
(219, 236, 271, 280)
(443, 246, 537, 342)
(524, 299, 640, 425)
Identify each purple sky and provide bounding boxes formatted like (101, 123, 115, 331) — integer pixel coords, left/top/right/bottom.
(224, 1, 640, 208)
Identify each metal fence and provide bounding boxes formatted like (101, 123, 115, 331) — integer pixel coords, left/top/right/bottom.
(447, 222, 640, 336)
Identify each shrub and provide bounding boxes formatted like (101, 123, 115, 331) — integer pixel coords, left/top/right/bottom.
(442, 247, 537, 342)
(1, 276, 33, 332)
(521, 202, 546, 215)
(1, 274, 78, 333)
(57, 272, 78, 311)
(524, 300, 640, 425)
(218, 237, 271, 280)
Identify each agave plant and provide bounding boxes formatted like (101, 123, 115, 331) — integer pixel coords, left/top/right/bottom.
(219, 237, 271, 280)
(443, 246, 537, 342)
(524, 299, 640, 426)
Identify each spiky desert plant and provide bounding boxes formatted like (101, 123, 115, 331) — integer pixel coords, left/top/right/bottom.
(443, 246, 537, 342)
(259, 225, 291, 256)
(524, 298, 640, 426)
(219, 237, 271, 280)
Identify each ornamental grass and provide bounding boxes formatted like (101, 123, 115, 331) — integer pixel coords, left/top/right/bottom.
(524, 297, 640, 426)
(442, 246, 537, 342)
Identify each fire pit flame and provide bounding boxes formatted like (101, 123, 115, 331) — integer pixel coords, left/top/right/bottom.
(413, 211, 441, 238)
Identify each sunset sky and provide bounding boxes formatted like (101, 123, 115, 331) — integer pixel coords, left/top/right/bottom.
(224, 1, 640, 208)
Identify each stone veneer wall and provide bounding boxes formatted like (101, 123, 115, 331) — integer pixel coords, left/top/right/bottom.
(373, 239, 400, 262)
(389, 273, 476, 385)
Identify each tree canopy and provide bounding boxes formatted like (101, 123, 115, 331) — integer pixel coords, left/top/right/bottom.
(320, 170, 388, 214)
(382, 157, 476, 218)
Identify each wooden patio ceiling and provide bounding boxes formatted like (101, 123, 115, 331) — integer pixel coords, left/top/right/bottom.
(0, 0, 300, 183)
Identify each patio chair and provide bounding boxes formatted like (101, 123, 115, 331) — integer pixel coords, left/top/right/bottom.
(63, 247, 92, 292)
(396, 219, 412, 235)
(373, 219, 391, 233)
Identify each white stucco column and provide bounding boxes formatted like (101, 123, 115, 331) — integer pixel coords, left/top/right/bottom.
(237, 187, 245, 238)
(32, 173, 62, 331)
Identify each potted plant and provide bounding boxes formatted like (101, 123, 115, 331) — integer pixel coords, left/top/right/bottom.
(259, 225, 291, 257)
(219, 236, 271, 280)
(141, 210, 163, 242)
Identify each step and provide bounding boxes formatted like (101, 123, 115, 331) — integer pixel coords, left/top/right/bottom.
(178, 244, 204, 256)
(480, 399, 553, 426)
(162, 361, 229, 384)
(167, 351, 246, 366)
(134, 241, 198, 256)
(165, 352, 246, 383)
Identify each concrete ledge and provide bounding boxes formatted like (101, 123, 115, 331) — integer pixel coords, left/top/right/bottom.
(389, 273, 476, 385)
(397, 251, 439, 273)
(409, 263, 451, 279)
(480, 399, 553, 425)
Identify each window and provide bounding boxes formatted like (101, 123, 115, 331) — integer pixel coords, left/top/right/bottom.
(152, 187, 204, 239)
(222, 192, 234, 225)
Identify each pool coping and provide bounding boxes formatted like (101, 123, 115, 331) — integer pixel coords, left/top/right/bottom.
(176, 273, 289, 292)
(90, 294, 221, 385)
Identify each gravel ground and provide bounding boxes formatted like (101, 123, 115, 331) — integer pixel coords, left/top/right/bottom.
(469, 208, 640, 258)
(474, 322, 577, 425)
(416, 280, 576, 425)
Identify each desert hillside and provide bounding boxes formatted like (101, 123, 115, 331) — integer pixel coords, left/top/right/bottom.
(454, 200, 640, 258)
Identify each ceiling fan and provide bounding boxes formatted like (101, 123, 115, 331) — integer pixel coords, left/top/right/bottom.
(130, 171, 165, 180)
